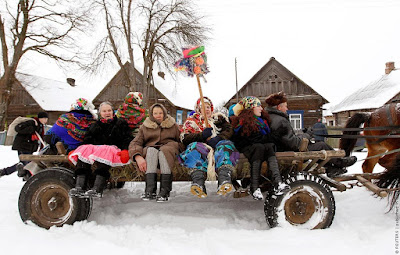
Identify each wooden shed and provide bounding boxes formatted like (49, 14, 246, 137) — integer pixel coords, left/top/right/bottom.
(93, 62, 192, 125)
(225, 57, 328, 129)
(331, 62, 400, 127)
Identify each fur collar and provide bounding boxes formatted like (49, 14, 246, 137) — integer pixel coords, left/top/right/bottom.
(143, 115, 176, 129)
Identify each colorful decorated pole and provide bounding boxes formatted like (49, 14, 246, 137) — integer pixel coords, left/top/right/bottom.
(175, 46, 210, 127)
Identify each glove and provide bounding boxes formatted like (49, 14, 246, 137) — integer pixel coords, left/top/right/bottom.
(202, 127, 213, 140)
(302, 127, 314, 137)
(207, 136, 222, 149)
(117, 150, 130, 164)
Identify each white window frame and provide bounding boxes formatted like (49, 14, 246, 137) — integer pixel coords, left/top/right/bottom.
(289, 113, 302, 130)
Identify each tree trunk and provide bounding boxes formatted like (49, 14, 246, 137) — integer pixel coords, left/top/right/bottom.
(0, 70, 16, 130)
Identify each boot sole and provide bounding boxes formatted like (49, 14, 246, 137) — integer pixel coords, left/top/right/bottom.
(191, 185, 207, 198)
(217, 183, 233, 196)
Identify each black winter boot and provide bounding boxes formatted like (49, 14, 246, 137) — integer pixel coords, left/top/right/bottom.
(85, 175, 107, 198)
(69, 175, 87, 197)
(142, 173, 157, 201)
(250, 160, 263, 200)
(156, 174, 172, 202)
(332, 156, 357, 168)
(267, 156, 290, 195)
(190, 170, 207, 198)
(217, 165, 233, 196)
(326, 163, 347, 178)
(0, 169, 5, 178)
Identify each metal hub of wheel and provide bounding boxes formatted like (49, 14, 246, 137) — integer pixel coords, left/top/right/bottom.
(30, 183, 73, 228)
(284, 191, 318, 225)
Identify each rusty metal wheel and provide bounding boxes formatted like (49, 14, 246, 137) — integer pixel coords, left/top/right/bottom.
(265, 173, 335, 229)
(19, 167, 92, 229)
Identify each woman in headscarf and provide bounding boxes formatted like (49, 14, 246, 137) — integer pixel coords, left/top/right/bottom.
(68, 101, 133, 198)
(179, 97, 240, 198)
(230, 96, 290, 200)
(129, 103, 181, 202)
(116, 92, 147, 137)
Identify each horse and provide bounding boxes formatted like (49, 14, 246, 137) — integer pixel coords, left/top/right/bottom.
(339, 103, 400, 211)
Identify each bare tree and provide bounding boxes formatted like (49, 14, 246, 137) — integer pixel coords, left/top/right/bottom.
(90, 0, 210, 107)
(87, 0, 137, 91)
(137, 0, 210, 106)
(0, 0, 92, 129)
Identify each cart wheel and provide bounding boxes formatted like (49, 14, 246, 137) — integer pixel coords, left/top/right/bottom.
(265, 173, 335, 229)
(19, 167, 92, 229)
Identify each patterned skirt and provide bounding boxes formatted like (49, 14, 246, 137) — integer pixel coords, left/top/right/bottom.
(69, 144, 126, 167)
(178, 140, 239, 172)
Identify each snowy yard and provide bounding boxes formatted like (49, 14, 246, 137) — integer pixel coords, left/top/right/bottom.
(0, 145, 396, 255)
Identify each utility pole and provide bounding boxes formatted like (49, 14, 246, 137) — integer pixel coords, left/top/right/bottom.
(235, 57, 239, 103)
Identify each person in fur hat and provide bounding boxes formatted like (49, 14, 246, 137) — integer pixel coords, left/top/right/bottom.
(45, 98, 97, 153)
(68, 101, 133, 198)
(230, 96, 290, 200)
(265, 91, 357, 178)
(129, 103, 182, 202)
(178, 97, 240, 198)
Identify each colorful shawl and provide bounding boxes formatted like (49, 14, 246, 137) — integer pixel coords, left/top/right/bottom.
(46, 112, 95, 151)
(116, 92, 147, 131)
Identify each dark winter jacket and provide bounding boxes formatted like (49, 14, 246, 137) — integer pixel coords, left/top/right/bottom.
(181, 113, 233, 147)
(83, 116, 133, 150)
(312, 121, 328, 142)
(266, 107, 310, 152)
(12, 118, 45, 153)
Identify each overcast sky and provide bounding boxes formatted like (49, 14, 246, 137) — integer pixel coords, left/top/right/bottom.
(16, 0, 400, 110)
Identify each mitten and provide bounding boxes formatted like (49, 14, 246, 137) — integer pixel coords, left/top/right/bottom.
(202, 127, 213, 140)
(118, 150, 130, 163)
(67, 150, 75, 164)
(207, 136, 222, 149)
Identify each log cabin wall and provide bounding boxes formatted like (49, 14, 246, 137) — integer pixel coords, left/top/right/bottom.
(225, 57, 328, 129)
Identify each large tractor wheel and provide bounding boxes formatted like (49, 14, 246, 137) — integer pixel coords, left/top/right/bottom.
(265, 173, 335, 229)
(19, 167, 92, 229)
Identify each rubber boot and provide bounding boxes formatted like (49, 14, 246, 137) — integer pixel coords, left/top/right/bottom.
(217, 165, 233, 196)
(69, 175, 87, 197)
(267, 156, 290, 195)
(142, 173, 157, 201)
(156, 174, 172, 202)
(190, 170, 207, 198)
(85, 175, 107, 198)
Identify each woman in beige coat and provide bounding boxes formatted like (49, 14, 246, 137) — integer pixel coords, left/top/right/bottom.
(129, 103, 181, 202)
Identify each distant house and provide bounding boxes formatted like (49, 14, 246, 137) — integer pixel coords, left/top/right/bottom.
(225, 57, 328, 129)
(93, 62, 192, 125)
(331, 62, 400, 126)
(6, 73, 95, 125)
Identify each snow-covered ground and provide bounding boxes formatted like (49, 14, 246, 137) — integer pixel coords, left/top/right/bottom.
(0, 145, 396, 255)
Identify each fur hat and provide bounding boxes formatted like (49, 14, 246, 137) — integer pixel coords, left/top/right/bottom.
(265, 91, 287, 106)
(37, 111, 49, 119)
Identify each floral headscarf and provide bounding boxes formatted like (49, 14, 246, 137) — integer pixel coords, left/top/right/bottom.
(116, 92, 146, 130)
(70, 98, 97, 119)
(232, 96, 261, 116)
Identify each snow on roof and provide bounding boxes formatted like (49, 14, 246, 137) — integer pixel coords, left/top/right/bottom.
(331, 69, 400, 113)
(16, 72, 98, 112)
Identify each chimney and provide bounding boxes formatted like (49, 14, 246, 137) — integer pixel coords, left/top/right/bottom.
(385, 62, 395, 74)
(67, 78, 76, 87)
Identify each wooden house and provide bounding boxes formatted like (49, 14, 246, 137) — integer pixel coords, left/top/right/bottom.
(331, 62, 400, 126)
(225, 57, 328, 129)
(93, 62, 192, 125)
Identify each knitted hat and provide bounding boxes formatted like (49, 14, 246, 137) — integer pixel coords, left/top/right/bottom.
(124, 92, 143, 106)
(232, 96, 261, 116)
(37, 111, 49, 118)
(70, 98, 97, 119)
(265, 91, 288, 106)
(195, 97, 214, 113)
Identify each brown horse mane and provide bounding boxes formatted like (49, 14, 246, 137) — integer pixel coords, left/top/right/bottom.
(339, 113, 371, 156)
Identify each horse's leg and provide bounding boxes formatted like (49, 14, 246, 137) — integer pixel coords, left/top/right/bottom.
(362, 143, 386, 173)
(378, 152, 400, 170)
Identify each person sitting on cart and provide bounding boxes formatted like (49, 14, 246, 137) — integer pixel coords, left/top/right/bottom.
(68, 101, 133, 197)
(230, 96, 290, 200)
(116, 92, 147, 137)
(44, 98, 97, 154)
(264, 91, 357, 178)
(129, 103, 182, 202)
(178, 97, 240, 198)
(0, 112, 48, 180)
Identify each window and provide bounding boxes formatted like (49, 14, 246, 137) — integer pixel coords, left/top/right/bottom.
(287, 110, 304, 130)
(176, 110, 183, 125)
